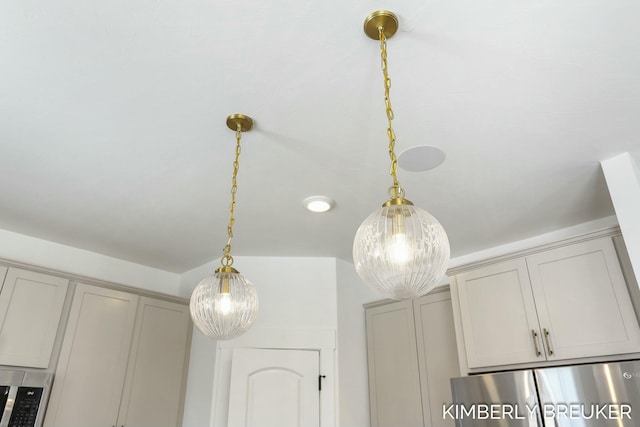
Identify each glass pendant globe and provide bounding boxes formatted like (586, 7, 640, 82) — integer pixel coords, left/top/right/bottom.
(353, 202, 450, 299)
(189, 269, 258, 340)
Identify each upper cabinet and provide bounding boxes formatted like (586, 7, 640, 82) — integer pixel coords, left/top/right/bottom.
(45, 284, 140, 427)
(413, 292, 460, 427)
(366, 291, 460, 427)
(366, 299, 424, 427)
(45, 284, 191, 427)
(452, 236, 640, 369)
(454, 258, 541, 367)
(0, 267, 69, 368)
(117, 297, 191, 427)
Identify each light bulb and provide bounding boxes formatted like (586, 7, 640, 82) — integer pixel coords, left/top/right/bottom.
(389, 210, 409, 264)
(216, 293, 233, 316)
(389, 232, 409, 264)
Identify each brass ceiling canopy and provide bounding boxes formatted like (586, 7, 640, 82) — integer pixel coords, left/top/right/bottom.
(363, 10, 399, 40)
(226, 113, 253, 132)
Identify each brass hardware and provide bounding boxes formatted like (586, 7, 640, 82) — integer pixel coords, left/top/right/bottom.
(219, 274, 231, 294)
(215, 266, 239, 274)
(214, 266, 238, 294)
(363, 10, 399, 40)
(364, 10, 408, 207)
(382, 198, 414, 207)
(219, 114, 253, 270)
(531, 330, 542, 357)
(226, 114, 253, 132)
(543, 328, 554, 356)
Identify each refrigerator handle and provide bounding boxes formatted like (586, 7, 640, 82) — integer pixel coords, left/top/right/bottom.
(543, 328, 554, 356)
(531, 329, 542, 357)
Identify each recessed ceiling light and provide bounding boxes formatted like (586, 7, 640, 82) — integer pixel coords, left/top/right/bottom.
(398, 145, 446, 172)
(303, 196, 335, 213)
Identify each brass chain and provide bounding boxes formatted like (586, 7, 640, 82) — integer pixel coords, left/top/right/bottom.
(379, 27, 404, 200)
(221, 124, 242, 267)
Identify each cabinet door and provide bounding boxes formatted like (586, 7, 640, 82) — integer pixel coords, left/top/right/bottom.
(45, 284, 139, 427)
(117, 297, 190, 427)
(456, 259, 543, 368)
(366, 300, 424, 427)
(0, 268, 68, 368)
(413, 291, 460, 427)
(527, 237, 640, 360)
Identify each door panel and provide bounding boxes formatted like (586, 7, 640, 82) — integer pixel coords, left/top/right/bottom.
(527, 238, 640, 359)
(366, 300, 424, 427)
(227, 348, 319, 427)
(414, 291, 460, 427)
(0, 268, 67, 368)
(116, 298, 190, 427)
(44, 284, 138, 427)
(456, 259, 542, 367)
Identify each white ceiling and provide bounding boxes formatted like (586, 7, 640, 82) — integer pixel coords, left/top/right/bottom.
(1, 0, 638, 273)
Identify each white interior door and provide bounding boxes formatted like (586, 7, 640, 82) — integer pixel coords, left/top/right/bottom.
(227, 348, 320, 427)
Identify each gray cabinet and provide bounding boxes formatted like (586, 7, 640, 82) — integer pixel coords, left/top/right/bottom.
(0, 267, 69, 368)
(365, 290, 460, 427)
(414, 292, 461, 427)
(45, 283, 190, 427)
(118, 297, 191, 427)
(452, 236, 640, 369)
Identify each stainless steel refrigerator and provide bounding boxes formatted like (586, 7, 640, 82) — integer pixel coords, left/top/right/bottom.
(450, 360, 640, 426)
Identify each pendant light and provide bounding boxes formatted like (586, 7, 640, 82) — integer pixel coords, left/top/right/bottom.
(353, 11, 450, 300)
(190, 114, 259, 340)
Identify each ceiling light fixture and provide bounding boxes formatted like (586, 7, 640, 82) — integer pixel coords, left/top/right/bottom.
(190, 114, 259, 340)
(353, 11, 450, 300)
(303, 196, 335, 213)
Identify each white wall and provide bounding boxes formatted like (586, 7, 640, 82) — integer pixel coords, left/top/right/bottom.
(181, 331, 218, 427)
(181, 256, 338, 427)
(448, 215, 619, 269)
(602, 152, 640, 285)
(336, 259, 380, 427)
(0, 228, 180, 295)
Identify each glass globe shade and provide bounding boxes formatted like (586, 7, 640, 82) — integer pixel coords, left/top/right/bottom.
(189, 269, 258, 340)
(353, 203, 450, 299)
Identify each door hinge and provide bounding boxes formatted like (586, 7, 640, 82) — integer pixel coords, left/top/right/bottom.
(318, 375, 326, 391)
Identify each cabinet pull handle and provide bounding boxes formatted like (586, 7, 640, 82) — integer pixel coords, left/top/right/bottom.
(531, 329, 542, 357)
(544, 328, 554, 356)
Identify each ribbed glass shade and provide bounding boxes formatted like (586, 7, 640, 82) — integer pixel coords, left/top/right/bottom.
(353, 203, 450, 299)
(189, 270, 258, 340)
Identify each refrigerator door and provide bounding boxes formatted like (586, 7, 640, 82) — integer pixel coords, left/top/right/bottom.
(450, 370, 541, 427)
(0, 387, 9, 425)
(536, 361, 640, 427)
